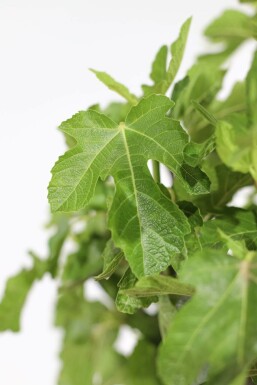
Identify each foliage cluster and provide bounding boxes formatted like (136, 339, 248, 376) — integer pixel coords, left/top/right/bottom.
(2, 1, 257, 384)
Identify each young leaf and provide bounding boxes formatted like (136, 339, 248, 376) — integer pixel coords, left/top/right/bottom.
(173, 164, 252, 217)
(49, 94, 210, 277)
(197, 208, 257, 251)
(158, 249, 257, 385)
(90, 69, 138, 105)
(164, 17, 192, 93)
(149, 45, 168, 84)
(142, 18, 191, 95)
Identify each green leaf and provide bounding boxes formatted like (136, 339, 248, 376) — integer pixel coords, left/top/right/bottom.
(123, 275, 194, 297)
(198, 208, 257, 252)
(216, 115, 257, 181)
(177, 201, 203, 229)
(165, 17, 192, 91)
(171, 62, 226, 141)
(116, 268, 157, 314)
(95, 239, 124, 280)
(211, 81, 246, 122)
(149, 45, 168, 84)
(205, 10, 257, 41)
(142, 18, 191, 95)
(0, 257, 47, 332)
(90, 69, 138, 105)
(158, 249, 257, 385)
(49, 94, 210, 277)
(171, 76, 189, 102)
(173, 152, 252, 214)
(200, 154, 252, 212)
(218, 229, 249, 260)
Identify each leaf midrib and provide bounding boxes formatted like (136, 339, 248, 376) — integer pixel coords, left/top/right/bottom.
(120, 126, 145, 275)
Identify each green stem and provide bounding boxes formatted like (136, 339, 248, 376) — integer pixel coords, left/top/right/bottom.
(152, 160, 160, 183)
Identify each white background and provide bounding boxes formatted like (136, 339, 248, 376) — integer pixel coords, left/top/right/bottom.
(0, 0, 255, 384)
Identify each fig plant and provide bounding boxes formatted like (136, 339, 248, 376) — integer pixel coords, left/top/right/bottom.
(2, 0, 257, 384)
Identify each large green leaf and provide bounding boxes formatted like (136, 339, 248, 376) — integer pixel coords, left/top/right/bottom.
(158, 248, 257, 385)
(49, 95, 210, 277)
